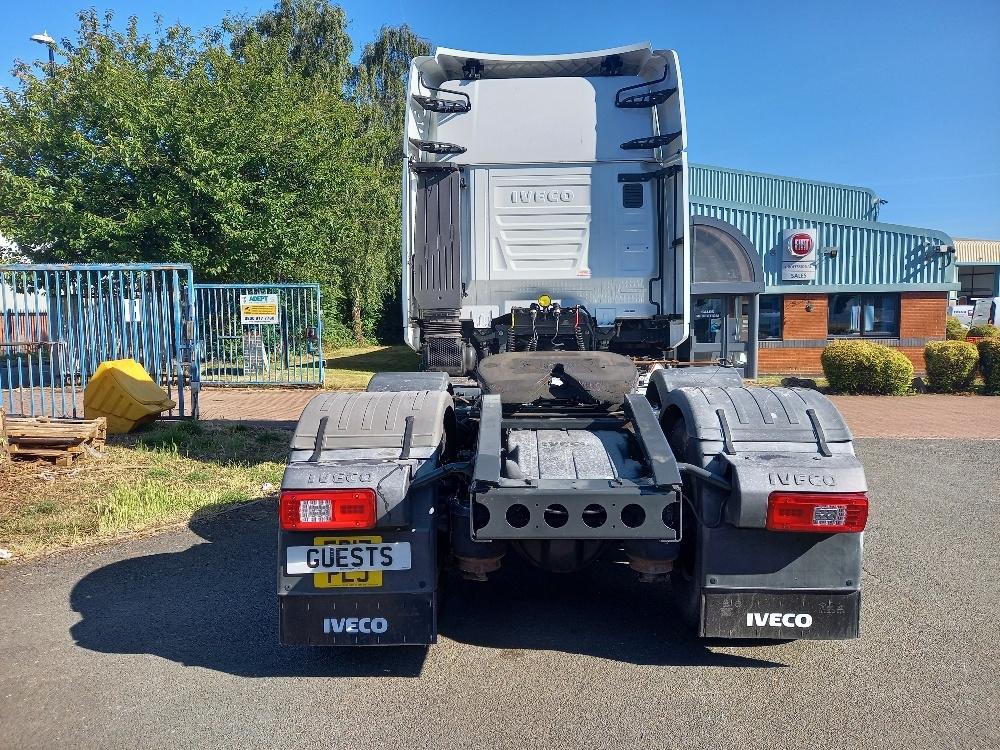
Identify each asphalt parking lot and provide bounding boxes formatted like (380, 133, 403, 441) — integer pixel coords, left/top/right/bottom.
(1, 438, 998, 750)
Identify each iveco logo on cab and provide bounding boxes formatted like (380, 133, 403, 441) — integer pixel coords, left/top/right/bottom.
(511, 189, 575, 204)
(747, 612, 813, 628)
(324, 617, 388, 634)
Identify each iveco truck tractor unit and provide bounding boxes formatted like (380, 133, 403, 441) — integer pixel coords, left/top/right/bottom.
(278, 44, 869, 645)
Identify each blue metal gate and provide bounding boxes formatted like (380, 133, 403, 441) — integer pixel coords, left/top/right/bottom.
(0, 264, 199, 418)
(195, 283, 323, 386)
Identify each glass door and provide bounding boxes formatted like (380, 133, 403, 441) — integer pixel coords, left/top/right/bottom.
(690, 296, 748, 366)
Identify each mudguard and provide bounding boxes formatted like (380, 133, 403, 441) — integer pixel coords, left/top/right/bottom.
(279, 387, 452, 646)
(656, 385, 866, 640)
(367, 371, 451, 393)
(645, 365, 744, 409)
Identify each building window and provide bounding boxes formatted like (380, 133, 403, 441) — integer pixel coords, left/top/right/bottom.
(959, 267, 997, 300)
(758, 295, 782, 340)
(691, 222, 755, 284)
(828, 293, 900, 337)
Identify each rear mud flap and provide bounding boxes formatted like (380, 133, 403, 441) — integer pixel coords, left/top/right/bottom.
(280, 592, 436, 646)
(701, 590, 860, 640)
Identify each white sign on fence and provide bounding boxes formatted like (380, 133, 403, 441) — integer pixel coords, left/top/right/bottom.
(240, 293, 280, 325)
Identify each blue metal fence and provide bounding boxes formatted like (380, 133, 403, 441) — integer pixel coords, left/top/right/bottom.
(0, 264, 198, 419)
(195, 283, 323, 386)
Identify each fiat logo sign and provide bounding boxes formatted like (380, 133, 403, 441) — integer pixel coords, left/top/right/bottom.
(790, 232, 813, 257)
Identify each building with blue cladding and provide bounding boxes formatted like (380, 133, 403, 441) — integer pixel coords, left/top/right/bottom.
(685, 163, 958, 374)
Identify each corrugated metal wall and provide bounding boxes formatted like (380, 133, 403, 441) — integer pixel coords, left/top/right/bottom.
(689, 164, 878, 221)
(690, 200, 957, 291)
(954, 238, 1000, 265)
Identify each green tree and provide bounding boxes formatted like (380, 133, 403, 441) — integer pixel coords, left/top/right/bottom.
(229, 0, 353, 86)
(352, 24, 431, 135)
(0, 4, 418, 345)
(346, 24, 430, 340)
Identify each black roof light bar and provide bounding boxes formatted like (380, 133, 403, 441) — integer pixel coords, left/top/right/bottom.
(600, 54, 624, 76)
(462, 58, 484, 80)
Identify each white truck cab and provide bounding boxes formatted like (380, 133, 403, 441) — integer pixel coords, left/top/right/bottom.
(402, 44, 690, 372)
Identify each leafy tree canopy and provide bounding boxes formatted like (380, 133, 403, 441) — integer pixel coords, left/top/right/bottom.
(0, 2, 429, 344)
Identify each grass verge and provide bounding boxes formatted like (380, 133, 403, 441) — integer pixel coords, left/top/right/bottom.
(0, 420, 289, 561)
(324, 345, 419, 390)
(748, 375, 830, 389)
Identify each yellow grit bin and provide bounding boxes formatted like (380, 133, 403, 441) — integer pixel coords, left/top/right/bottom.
(83, 358, 176, 433)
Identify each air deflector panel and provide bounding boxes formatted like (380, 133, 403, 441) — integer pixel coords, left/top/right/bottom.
(413, 169, 462, 310)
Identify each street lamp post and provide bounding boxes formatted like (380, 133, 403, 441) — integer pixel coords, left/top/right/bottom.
(29, 32, 56, 74)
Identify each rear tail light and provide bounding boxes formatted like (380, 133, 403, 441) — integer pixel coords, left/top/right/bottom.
(766, 492, 868, 533)
(279, 489, 377, 530)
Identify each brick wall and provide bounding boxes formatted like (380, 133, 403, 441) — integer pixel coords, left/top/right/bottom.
(899, 292, 946, 339)
(781, 294, 828, 340)
(758, 346, 825, 374)
(756, 291, 948, 376)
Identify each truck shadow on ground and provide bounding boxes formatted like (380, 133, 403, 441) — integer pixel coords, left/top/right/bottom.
(69, 502, 787, 678)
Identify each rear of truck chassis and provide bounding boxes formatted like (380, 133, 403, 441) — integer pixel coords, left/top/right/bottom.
(278, 44, 869, 646)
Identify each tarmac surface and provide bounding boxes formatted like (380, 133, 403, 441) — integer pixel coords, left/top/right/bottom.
(1, 438, 998, 750)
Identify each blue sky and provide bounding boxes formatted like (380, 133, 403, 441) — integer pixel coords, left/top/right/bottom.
(4, 0, 1000, 237)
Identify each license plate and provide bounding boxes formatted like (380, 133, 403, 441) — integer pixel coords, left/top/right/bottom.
(312, 535, 384, 588)
(286, 537, 412, 582)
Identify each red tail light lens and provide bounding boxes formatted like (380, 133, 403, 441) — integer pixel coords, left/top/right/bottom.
(279, 489, 377, 530)
(766, 492, 868, 533)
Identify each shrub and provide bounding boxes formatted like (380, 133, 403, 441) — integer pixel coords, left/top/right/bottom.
(967, 324, 1000, 339)
(923, 341, 979, 392)
(978, 339, 1000, 395)
(821, 340, 914, 395)
(946, 316, 968, 340)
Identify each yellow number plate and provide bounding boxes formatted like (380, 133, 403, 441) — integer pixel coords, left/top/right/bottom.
(312, 535, 383, 588)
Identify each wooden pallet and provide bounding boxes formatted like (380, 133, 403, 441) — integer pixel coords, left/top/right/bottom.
(3, 414, 107, 467)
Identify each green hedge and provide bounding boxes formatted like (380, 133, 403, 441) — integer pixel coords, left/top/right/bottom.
(924, 341, 979, 392)
(946, 316, 968, 340)
(967, 324, 1000, 339)
(821, 340, 914, 395)
(978, 339, 1000, 396)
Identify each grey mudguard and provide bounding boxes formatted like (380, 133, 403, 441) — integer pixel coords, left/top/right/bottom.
(290, 390, 452, 460)
(282, 460, 420, 526)
(367, 371, 451, 393)
(279, 386, 450, 646)
(646, 366, 744, 405)
(661, 385, 852, 446)
(278, 486, 439, 646)
(722, 452, 867, 528)
(657, 385, 866, 638)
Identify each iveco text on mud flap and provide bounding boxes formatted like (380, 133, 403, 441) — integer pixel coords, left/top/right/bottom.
(278, 43, 869, 647)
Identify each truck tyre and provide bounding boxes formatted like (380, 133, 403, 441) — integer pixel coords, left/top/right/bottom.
(663, 414, 702, 630)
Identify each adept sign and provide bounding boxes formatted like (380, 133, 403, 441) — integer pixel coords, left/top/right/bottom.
(781, 228, 818, 282)
(240, 293, 280, 325)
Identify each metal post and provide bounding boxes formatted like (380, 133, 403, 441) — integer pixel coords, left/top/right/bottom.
(747, 294, 760, 379)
